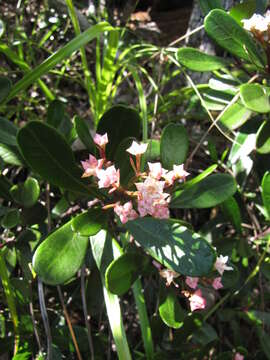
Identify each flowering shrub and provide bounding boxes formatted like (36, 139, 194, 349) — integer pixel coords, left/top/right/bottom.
(0, 1, 270, 359)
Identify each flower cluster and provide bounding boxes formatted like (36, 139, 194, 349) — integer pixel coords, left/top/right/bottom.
(81, 133, 189, 223)
(242, 11, 270, 44)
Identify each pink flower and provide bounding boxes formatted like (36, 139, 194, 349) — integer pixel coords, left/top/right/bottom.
(114, 201, 138, 224)
(81, 154, 100, 178)
(185, 276, 199, 289)
(148, 162, 163, 180)
(162, 170, 175, 186)
(212, 277, 223, 290)
(96, 165, 120, 189)
(172, 164, 190, 180)
(234, 353, 244, 360)
(94, 133, 108, 148)
(215, 255, 233, 276)
(126, 141, 148, 156)
(189, 289, 206, 312)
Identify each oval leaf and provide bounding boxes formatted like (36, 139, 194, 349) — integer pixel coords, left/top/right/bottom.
(160, 123, 189, 170)
(10, 177, 40, 208)
(240, 84, 270, 113)
(159, 288, 185, 329)
(219, 102, 252, 130)
(114, 137, 135, 186)
(178, 47, 230, 72)
(74, 116, 96, 153)
(1, 209, 20, 229)
(105, 252, 149, 295)
(126, 218, 216, 277)
(17, 121, 98, 196)
(0, 77, 11, 102)
(33, 221, 89, 285)
(97, 105, 141, 160)
(205, 9, 266, 68)
(170, 174, 237, 209)
(256, 120, 270, 154)
(71, 208, 106, 236)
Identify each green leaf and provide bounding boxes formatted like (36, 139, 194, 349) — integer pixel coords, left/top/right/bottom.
(160, 123, 189, 170)
(240, 84, 270, 113)
(192, 323, 218, 346)
(177, 47, 230, 72)
(0, 143, 24, 166)
(0, 175, 12, 201)
(10, 178, 40, 208)
(204, 9, 266, 68)
(17, 121, 98, 196)
(33, 220, 89, 285)
(47, 99, 65, 128)
(126, 218, 216, 277)
(261, 171, 270, 219)
(159, 288, 185, 329)
(114, 137, 135, 186)
(105, 252, 149, 295)
(21, 203, 47, 226)
(219, 101, 252, 130)
(71, 208, 106, 236)
(257, 328, 270, 360)
(74, 116, 96, 153)
(97, 105, 141, 159)
(4, 22, 113, 103)
(199, 0, 223, 15)
(229, 0, 256, 24)
(228, 131, 256, 165)
(171, 174, 237, 208)
(1, 209, 20, 229)
(0, 77, 11, 102)
(144, 139, 160, 162)
(0, 117, 18, 146)
(256, 120, 270, 154)
(90, 231, 132, 360)
(183, 164, 217, 189)
(220, 196, 242, 233)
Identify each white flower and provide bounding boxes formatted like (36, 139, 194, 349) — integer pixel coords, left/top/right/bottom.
(242, 14, 268, 33)
(215, 255, 233, 276)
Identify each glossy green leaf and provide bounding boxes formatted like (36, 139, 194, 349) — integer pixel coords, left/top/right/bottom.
(105, 252, 149, 295)
(228, 131, 256, 165)
(220, 196, 242, 233)
(126, 218, 216, 277)
(170, 174, 237, 208)
(192, 323, 218, 346)
(97, 105, 141, 159)
(47, 99, 65, 128)
(219, 102, 252, 130)
(17, 121, 98, 196)
(256, 120, 270, 154)
(205, 9, 266, 68)
(33, 220, 89, 285)
(71, 208, 106, 236)
(0, 117, 18, 146)
(229, 0, 256, 24)
(0, 77, 11, 102)
(0, 143, 24, 166)
(10, 178, 40, 208)
(4, 22, 113, 103)
(240, 84, 270, 113)
(160, 123, 189, 170)
(159, 288, 185, 329)
(1, 209, 20, 229)
(177, 47, 230, 72)
(74, 116, 96, 153)
(261, 171, 270, 219)
(144, 139, 160, 162)
(199, 0, 223, 15)
(114, 137, 134, 186)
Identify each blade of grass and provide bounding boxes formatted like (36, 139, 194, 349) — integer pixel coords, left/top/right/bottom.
(65, 0, 96, 110)
(0, 43, 55, 101)
(3, 22, 113, 104)
(0, 249, 19, 355)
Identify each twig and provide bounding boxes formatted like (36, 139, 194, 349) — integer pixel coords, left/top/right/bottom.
(29, 282, 42, 352)
(38, 279, 52, 360)
(57, 286, 83, 360)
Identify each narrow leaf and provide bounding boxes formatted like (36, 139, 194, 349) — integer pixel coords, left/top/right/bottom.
(256, 120, 270, 154)
(262, 171, 270, 219)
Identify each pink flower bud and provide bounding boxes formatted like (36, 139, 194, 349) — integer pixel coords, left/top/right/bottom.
(185, 276, 199, 289)
(234, 353, 244, 360)
(114, 201, 138, 224)
(96, 165, 119, 189)
(189, 289, 206, 312)
(94, 133, 108, 148)
(212, 277, 223, 290)
(81, 154, 99, 178)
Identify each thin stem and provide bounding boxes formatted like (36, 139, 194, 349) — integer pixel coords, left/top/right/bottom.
(29, 282, 42, 352)
(81, 264, 95, 360)
(38, 279, 52, 360)
(57, 286, 83, 360)
(0, 250, 19, 355)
